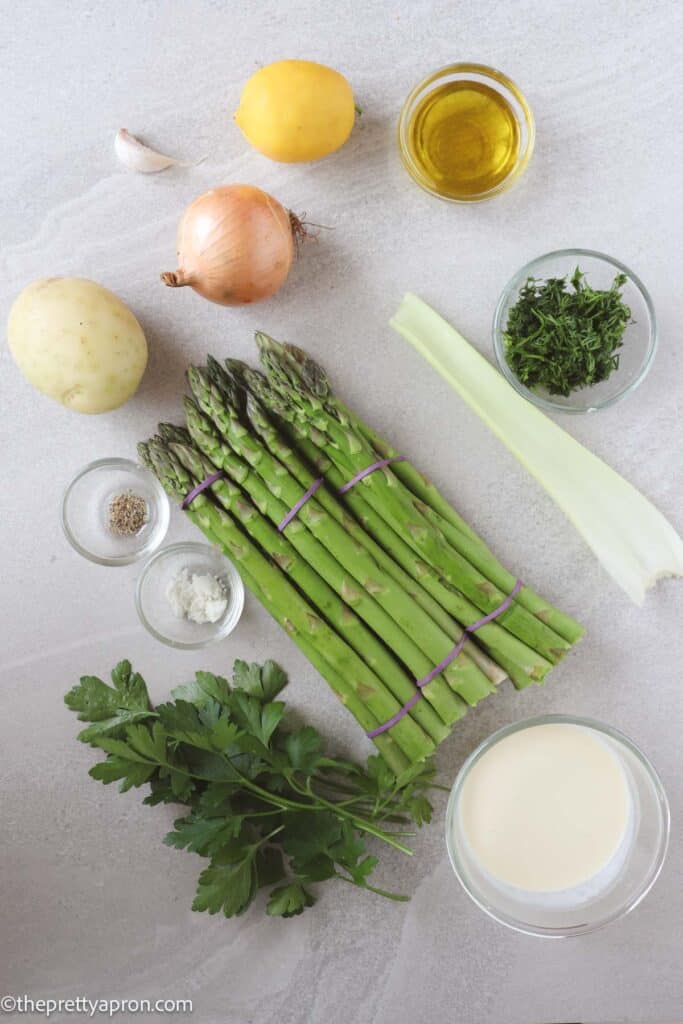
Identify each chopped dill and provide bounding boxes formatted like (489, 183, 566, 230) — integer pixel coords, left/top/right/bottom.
(504, 268, 632, 396)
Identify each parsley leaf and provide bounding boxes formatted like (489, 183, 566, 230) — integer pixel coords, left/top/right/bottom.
(406, 795, 433, 826)
(255, 846, 286, 888)
(347, 855, 378, 886)
(283, 726, 323, 775)
(282, 810, 342, 858)
(164, 813, 244, 856)
(197, 783, 242, 813)
(64, 660, 153, 741)
(89, 756, 156, 792)
(293, 854, 337, 883)
(228, 691, 285, 747)
(192, 841, 258, 917)
(266, 882, 314, 918)
(366, 754, 396, 794)
(233, 659, 288, 701)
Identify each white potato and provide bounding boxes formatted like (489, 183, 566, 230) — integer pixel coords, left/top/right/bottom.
(8, 277, 148, 414)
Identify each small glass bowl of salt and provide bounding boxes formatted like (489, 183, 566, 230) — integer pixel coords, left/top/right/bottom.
(135, 542, 244, 648)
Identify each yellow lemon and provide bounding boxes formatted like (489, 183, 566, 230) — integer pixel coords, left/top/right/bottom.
(235, 59, 355, 163)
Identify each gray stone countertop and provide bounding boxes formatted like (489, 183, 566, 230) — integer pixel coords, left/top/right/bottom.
(1, 2, 681, 1021)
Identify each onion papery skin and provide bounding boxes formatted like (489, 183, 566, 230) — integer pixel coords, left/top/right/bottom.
(161, 184, 296, 306)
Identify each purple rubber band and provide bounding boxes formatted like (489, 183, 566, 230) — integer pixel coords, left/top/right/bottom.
(337, 455, 407, 494)
(181, 470, 226, 509)
(277, 456, 405, 533)
(277, 478, 323, 532)
(367, 579, 523, 739)
(365, 691, 423, 739)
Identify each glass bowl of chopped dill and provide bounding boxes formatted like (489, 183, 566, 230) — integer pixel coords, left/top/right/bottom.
(493, 249, 657, 413)
(62, 457, 170, 565)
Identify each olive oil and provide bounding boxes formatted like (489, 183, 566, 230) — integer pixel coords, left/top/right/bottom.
(408, 79, 521, 200)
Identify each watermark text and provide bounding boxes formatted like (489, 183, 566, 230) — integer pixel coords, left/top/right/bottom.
(1, 995, 192, 1018)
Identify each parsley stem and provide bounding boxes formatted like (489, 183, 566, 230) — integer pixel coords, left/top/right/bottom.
(298, 778, 415, 854)
(104, 749, 418, 855)
(362, 884, 410, 902)
(156, 753, 414, 852)
(254, 825, 284, 847)
(185, 757, 415, 853)
(335, 873, 409, 902)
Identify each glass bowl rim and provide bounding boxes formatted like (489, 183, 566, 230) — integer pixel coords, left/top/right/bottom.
(445, 712, 670, 938)
(492, 248, 658, 414)
(397, 61, 535, 204)
(135, 540, 245, 649)
(61, 456, 170, 566)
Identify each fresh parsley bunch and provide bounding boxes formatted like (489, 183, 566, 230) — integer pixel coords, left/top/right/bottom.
(65, 659, 441, 919)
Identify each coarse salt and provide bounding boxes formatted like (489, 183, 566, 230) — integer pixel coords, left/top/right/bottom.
(166, 567, 228, 624)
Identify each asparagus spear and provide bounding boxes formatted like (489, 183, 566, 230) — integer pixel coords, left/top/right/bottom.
(139, 442, 411, 779)
(187, 366, 495, 708)
(249, 337, 482, 544)
(176, 411, 467, 730)
(257, 335, 579, 663)
(181, 398, 484, 707)
(255, 334, 583, 647)
(139, 439, 431, 770)
(221, 360, 506, 689)
(219, 551, 409, 776)
(222, 360, 472, 640)
(159, 424, 456, 743)
(232, 379, 554, 690)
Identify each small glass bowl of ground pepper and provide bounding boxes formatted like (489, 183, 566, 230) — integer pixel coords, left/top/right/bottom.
(62, 458, 170, 565)
(492, 249, 657, 414)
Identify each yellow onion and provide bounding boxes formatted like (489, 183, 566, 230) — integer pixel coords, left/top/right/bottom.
(161, 184, 304, 306)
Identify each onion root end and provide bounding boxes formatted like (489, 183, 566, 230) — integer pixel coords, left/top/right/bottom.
(289, 211, 309, 256)
(160, 270, 190, 288)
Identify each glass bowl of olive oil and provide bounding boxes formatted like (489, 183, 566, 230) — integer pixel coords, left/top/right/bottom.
(398, 63, 534, 203)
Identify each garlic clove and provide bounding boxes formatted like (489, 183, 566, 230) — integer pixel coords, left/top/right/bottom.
(114, 128, 193, 174)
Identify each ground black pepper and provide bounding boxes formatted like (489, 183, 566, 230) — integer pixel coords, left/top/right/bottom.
(108, 490, 148, 536)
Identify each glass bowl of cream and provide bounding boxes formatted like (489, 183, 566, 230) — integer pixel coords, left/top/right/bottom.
(445, 715, 669, 937)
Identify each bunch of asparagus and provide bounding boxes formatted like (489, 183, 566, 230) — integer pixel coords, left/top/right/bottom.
(139, 334, 583, 776)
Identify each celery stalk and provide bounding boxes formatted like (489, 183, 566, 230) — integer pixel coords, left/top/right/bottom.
(391, 293, 683, 606)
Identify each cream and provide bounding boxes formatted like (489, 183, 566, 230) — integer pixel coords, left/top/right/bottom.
(457, 722, 632, 895)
